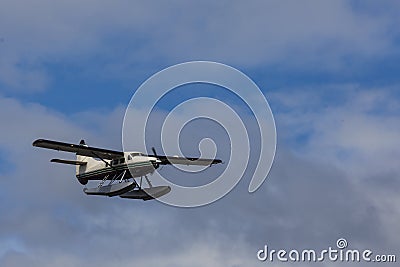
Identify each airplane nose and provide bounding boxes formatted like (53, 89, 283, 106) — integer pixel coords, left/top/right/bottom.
(150, 159, 160, 169)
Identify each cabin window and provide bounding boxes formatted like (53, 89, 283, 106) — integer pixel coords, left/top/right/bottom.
(120, 158, 125, 164)
(112, 159, 119, 165)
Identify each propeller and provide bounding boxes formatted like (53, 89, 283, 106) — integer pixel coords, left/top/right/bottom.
(151, 147, 157, 157)
(151, 147, 159, 169)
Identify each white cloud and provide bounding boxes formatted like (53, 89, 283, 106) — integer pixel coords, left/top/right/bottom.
(0, 65, 400, 266)
(271, 85, 400, 253)
(1, 81, 400, 266)
(1, 0, 399, 265)
(272, 85, 400, 177)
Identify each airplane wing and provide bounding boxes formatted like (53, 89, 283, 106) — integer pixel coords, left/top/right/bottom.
(32, 139, 124, 160)
(149, 155, 222, 166)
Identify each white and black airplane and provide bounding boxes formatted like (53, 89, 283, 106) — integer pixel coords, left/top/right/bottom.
(33, 139, 222, 200)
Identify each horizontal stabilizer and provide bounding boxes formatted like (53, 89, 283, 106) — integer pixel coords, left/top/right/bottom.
(51, 159, 87, 165)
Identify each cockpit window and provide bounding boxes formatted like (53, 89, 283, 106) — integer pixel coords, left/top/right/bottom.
(127, 155, 132, 160)
(120, 158, 125, 164)
(112, 159, 119, 165)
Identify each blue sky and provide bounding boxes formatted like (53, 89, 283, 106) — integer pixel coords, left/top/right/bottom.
(1, 1, 400, 266)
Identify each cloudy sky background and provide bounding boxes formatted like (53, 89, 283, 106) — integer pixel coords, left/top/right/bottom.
(1, 1, 399, 266)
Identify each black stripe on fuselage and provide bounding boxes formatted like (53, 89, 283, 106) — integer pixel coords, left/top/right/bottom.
(76, 162, 155, 181)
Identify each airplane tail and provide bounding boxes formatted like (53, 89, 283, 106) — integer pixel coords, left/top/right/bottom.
(75, 140, 98, 176)
(50, 140, 98, 185)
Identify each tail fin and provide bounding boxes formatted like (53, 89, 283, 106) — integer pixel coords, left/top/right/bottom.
(75, 139, 98, 176)
(75, 139, 100, 183)
(76, 155, 99, 174)
(75, 154, 101, 185)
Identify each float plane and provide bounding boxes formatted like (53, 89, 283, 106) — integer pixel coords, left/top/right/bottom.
(33, 139, 222, 200)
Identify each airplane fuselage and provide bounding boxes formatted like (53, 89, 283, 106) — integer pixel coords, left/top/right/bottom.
(76, 152, 159, 185)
